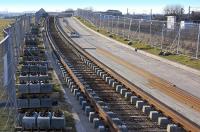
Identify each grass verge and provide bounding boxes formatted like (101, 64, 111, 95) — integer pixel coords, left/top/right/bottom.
(0, 108, 14, 131)
(76, 16, 200, 70)
(0, 19, 14, 41)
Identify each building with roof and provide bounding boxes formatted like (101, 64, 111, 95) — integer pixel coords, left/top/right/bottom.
(35, 8, 48, 24)
(103, 10, 122, 16)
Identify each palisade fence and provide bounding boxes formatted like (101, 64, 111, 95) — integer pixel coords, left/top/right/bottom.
(76, 9, 200, 59)
(0, 15, 31, 131)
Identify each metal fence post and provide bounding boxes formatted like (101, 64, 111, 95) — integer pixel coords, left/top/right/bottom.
(92, 12, 94, 24)
(83, 10, 86, 22)
(88, 11, 90, 21)
(86, 10, 89, 21)
(86, 11, 89, 21)
(99, 14, 102, 29)
(177, 23, 181, 54)
(123, 17, 126, 38)
(196, 24, 200, 59)
(91, 12, 93, 24)
(138, 20, 141, 40)
(103, 15, 105, 29)
(117, 16, 119, 35)
(161, 23, 165, 50)
(128, 18, 132, 40)
(150, 21, 152, 45)
(107, 15, 109, 32)
(89, 11, 92, 23)
(94, 13, 96, 26)
(85, 10, 86, 19)
(111, 16, 114, 33)
(95, 14, 98, 27)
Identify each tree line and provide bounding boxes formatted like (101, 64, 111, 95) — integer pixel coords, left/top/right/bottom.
(163, 4, 200, 22)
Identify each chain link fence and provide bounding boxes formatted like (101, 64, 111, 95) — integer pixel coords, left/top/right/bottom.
(76, 9, 200, 59)
(0, 15, 31, 131)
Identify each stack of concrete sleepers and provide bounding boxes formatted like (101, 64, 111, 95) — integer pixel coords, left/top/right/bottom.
(16, 26, 65, 130)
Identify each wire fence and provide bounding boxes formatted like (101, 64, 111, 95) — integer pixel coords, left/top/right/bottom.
(76, 9, 200, 59)
(0, 15, 31, 131)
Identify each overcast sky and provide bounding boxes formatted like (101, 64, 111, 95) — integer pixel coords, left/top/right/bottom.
(0, 0, 199, 14)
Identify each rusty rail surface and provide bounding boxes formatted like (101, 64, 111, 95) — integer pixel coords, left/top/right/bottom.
(95, 47, 200, 113)
(50, 16, 199, 132)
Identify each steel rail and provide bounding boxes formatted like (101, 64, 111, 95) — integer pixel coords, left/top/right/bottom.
(46, 17, 121, 132)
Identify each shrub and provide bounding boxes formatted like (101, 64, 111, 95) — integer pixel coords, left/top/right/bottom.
(124, 38, 129, 41)
(109, 34, 113, 38)
(128, 41, 132, 45)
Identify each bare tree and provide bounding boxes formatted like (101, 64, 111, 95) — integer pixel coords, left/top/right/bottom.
(164, 5, 184, 16)
(191, 11, 200, 22)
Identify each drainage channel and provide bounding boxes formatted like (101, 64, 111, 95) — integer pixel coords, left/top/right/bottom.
(47, 16, 185, 132)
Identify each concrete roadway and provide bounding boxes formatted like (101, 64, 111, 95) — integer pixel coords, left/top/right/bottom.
(58, 17, 200, 126)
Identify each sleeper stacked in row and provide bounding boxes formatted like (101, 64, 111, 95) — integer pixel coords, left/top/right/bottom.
(16, 26, 65, 130)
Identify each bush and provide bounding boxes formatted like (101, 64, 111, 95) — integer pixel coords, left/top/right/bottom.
(159, 51, 172, 56)
(109, 34, 113, 38)
(124, 38, 129, 41)
(128, 41, 132, 45)
(53, 84, 61, 92)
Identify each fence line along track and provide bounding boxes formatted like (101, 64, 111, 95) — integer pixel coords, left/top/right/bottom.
(46, 16, 200, 132)
(76, 9, 200, 59)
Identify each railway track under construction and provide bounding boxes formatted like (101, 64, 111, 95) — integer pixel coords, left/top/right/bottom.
(45, 16, 200, 132)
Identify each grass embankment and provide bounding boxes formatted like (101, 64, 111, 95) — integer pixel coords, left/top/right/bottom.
(76, 16, 200, 70)
(0, 19, 14, 132)
(0, 18, 12, 98)
(0, 19, 14, 41)
(0, 108, 14, 131)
